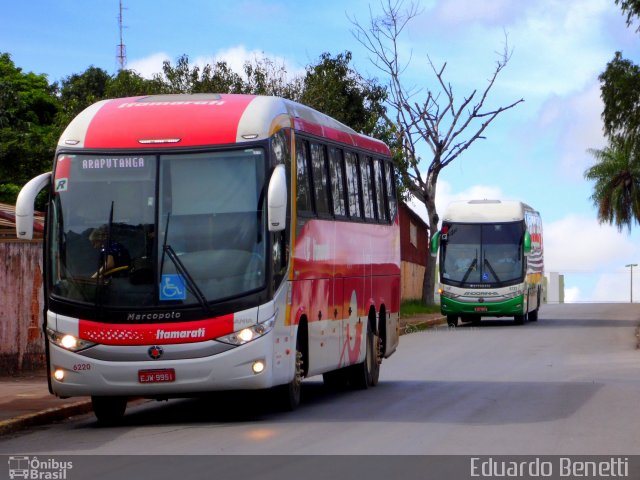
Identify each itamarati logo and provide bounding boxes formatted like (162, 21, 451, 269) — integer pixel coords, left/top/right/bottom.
(8, 456, 73, 479)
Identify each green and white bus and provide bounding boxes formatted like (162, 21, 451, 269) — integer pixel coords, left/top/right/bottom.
(431, 200, 543, 326)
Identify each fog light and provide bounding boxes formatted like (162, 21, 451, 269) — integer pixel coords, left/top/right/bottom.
(53, 369, 65, 381)
(252, 361, 265, 374)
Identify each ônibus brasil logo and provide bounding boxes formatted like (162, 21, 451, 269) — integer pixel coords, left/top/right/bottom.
(8, 456, 73, 479)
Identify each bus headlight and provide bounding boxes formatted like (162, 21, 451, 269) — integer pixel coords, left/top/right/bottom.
(217, 317, 275, 346)
(47, 328, 96, 352)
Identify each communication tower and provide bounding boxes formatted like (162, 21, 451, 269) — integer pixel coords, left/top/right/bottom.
(116, 0, 127, 70)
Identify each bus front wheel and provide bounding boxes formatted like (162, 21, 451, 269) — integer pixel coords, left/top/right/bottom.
(275, 338, 304, 411)
(91, 396, 127, 425)
(447, 315, 459, 327)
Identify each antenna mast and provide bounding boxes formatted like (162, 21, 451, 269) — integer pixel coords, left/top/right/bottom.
(116, 0, 127, 70)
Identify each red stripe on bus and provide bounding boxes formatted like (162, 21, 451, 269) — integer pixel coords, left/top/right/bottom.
(78, 314, 234, 345)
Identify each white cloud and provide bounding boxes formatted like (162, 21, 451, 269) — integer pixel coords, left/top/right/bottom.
(127, 46, 304, 82)
(492, 0, 613, 99)
(536, 82, 606, 181)
(126, 52, 171, 78)
(406, 180, 506, 225)
(544, 215, 637, 273)
(432, 0, 522, 27)
(563, 286, 582, 303)
(591, 271, 640, 303)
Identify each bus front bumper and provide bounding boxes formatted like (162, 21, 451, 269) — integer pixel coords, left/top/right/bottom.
(47, 330, 291, 398)
(440, 295, 525, 317)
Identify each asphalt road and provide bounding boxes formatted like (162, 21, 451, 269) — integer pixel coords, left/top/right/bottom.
(1, 303, 640, 456)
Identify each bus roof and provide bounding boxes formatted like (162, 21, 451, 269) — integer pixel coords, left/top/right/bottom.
(58, 93, 390, 155)
(442, 199, 538, 223)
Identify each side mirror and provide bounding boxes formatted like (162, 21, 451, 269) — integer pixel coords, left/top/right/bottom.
(430, 231, 440, 257)
(523, 230, 532, 256)
(267, 164, 287, 232)
(16, 172, 51, 240)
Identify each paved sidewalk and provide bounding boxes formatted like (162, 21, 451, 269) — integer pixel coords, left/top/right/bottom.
(0, 313, 445, 435)
(0, 371, 92, 435)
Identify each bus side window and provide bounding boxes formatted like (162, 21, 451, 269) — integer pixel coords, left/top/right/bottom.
(329, 146, 347, 217)
(310, 142, 330, 217)
(374, 159, 388, 223)
(296, 139, 313, 214)
(384, 161, 398, 220)
(344, 151, 362, 219)
(360, 156, 376, 220)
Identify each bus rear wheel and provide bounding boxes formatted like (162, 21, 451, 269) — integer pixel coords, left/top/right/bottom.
(91, 396, 127, 425)
(349, 321, 380, 389)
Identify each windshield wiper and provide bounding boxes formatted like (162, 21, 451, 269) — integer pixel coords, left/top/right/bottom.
(160, 212, 211, 312)
(461, 257, 478, 284)
(484, 257, 501, 283)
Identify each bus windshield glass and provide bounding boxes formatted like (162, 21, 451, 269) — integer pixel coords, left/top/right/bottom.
(49, 149, 266, 308)
(440, 221, 525, 287)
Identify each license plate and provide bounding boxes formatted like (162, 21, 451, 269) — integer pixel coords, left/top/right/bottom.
(474, 307, 488, 312)
(138, 369, 176, 383)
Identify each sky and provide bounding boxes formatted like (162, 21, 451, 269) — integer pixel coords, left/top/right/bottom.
(2, 0, 640, 302)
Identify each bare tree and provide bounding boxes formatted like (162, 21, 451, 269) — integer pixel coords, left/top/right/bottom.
(351, 0, 524, 305)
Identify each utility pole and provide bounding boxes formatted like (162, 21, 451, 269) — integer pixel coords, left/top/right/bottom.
(116, 0, 127, 71)
(625, 264, 637, 303)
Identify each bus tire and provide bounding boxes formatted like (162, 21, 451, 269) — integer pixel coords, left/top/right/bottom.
(447, 315, 458, 327)
(350, 320, 380, 389)
(276, 336, 305, 411)
(92, 396, 127, 425)
(528, 309, 538, 322)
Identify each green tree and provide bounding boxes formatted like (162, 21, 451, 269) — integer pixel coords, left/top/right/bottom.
(300, 52, 386, 136)
(58, 66, 110, 121)
(0, 52, 60, 203)
(599, 52, 640, 139)
(585, 136, 640, 231)
(616, 0, 640, 29)
(586, 1, 640, 230)
(106, 69, 164, 98)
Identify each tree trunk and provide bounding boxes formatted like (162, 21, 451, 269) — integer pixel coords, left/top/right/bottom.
(421, 178, 439, 306)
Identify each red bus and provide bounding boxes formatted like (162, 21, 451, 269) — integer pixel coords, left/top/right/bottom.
(16, 94, 400, 423)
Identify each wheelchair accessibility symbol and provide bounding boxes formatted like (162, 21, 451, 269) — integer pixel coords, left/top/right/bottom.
(160, 274, 186, 301)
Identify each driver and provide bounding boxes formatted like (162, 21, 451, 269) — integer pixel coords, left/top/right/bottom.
(89, 225, 130, 278)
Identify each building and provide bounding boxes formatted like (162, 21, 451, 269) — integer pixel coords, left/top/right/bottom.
(0, 203, 46, 373)
(399, 203, 430, 301)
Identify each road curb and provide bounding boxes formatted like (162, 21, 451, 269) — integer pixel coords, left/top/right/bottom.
(0, 400, 93, 436)
(400, 315, 447, 334)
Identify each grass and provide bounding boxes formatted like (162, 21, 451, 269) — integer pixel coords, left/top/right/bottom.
(400, 300, 441, 317)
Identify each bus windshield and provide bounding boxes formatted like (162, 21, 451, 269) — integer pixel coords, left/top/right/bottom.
(49, 149, 266, 308)
(440, 221, 525, 287)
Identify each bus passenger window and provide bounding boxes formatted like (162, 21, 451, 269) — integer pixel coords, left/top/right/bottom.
(360, 156, 375, 220)
(384, 162, 398, 219)
(310, 142, 330, 216)
(296, 139, 313, 213)
(344, 152, 362, 219)
(329, 147, 346, 216)
(374, 159, 388, 223)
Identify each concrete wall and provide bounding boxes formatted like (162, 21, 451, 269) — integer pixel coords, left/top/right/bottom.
(0, 241, 45, 374)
